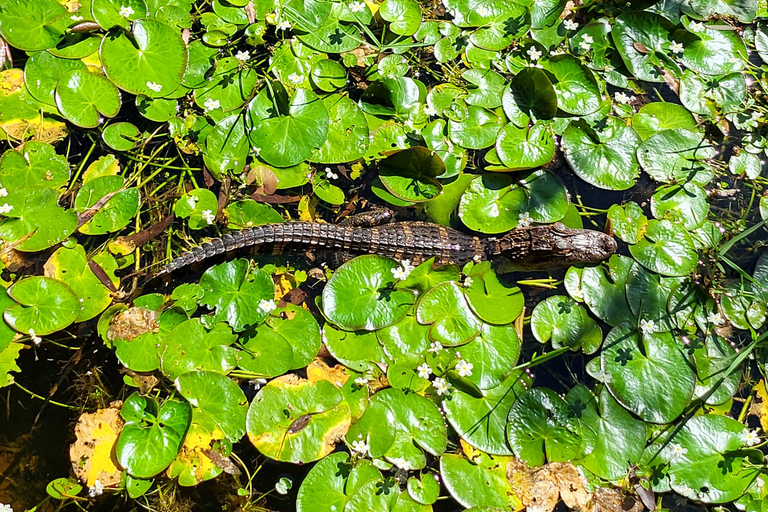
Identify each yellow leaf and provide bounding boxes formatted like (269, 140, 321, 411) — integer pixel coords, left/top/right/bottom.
(69, 403, 124, 489)
(751, 380, 768, 432)
(298, 195, 318, 222)
(307, 357, 350, 388)
(167, 424, 224, 486)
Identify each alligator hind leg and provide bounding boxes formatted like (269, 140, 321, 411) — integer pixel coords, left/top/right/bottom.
(322, 208, 396, 267)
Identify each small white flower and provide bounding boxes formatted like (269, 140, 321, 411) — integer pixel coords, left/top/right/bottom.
(203, 98, 220, 111)
(689, 21, 705, 32)
(235, 50, 250, 62)
(594, 368, 612, 384)
(201, 209, 215, 225)
(350, 438, 370, 455)
(28, 329, 42, 345)
(249, 378, 268, 390)
(614, 91, 633, 104)
(433, 377, 451, 396)
(324, 167, 338, 180)
(258, 299, 277, 314)
(0, 188, 7, 197)
(579, 34, 593, 51)
(527, 47, 542, 61)
(118, 5, 134, 18)
(707, 311, 725, 326)
(349, 1, 366, 12)
(277, 20, 292, 30)
(456, 359, 473, 377)
(146, 81, 162, 92)
(741, 428, 761, 446)
(354, 376, 368, 386)
(563, 19, 578, 30)
(288, 72, 303, 85)
(428, 341, 442, 353)
(518, 211, 533, 227)
(639, 318, 655, 334)
(423, 104, 438, 116)
(0, 203, 12, 215)
(70, 14, 84, 21)
(670, 42, 684, 54)
(669, 443, 687, 458)
(390, 259, 415, 280)
(417, 363, 432, 379)
(476, 5, 491, 16)
(463, 276, 473, 288)
(88, 480, 105, 497)
(251, 146, 262, 156)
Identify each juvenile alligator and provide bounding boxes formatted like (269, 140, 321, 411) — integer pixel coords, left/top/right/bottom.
(157, 218, 616, 276)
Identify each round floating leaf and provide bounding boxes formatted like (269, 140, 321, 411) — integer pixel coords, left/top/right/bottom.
(679, 70, 745, 115)
(103, 122, 140, 152)
(563, 118, 641, 191)
(675, 23, 747, 76)
(113, 307, 186, 372)
(377, 314, 430, 368)
(378, 147, 444, 202)
(625, 262, 681, 333)
(159, 319, 238, 380)
(506, 387, 586, 466)
(74, 175, 141, 235)
(194, 57, 259, 112)
(24, 51, 87, 106)
(323, 324, 386, 373)
(294, 3, 359, 53)
(203, 113, 248, 178)
(693, 334, 742, 405)
(459, 323, 522, 390)
(248, 86, 329, 167)
(239, 304, 321, 375)
(100, 18, 188, 98)
(444, 371, 529, 455)
(56, 69, 120, 128)
(631, 102, 697, 141)
(459, 174, 528, 233)
(246, 375, 351, 463)
(310, 59, 347, 92)
(463, 260, 524, 325)
(463, 68, 505, 109)
(360, 77, 421, 119)
(224, 200, 283, 229)
(607, 203, 647, 244)
(422, 119, 468, 178)
(296, 453, 382, 512)
(547, 55, 601, 115)
(136, 95, 177, 122)
(501, 68, 557, 126)
(173, 188, 219, 230)
(567, 255, 635, 327)
(668, 414, 762, 504)
(175, 371, 248, 443)
(651, 182, 708, 230)
(531, 295, 602, 354)
(92, 0, 147, 29)
(519, 169, 568, 223)
(612, 11, 678, 82)
(0, 142, 70, 190)
(601, 323, 695, 423)
(323, 255, 415, 331)
(116, 393, 191, 478)
(0, 187, 78, 251)
(440, 453, 515, 509)
(629, 219, 698, 276)
(3, 276, 79, 336)
(407, 472, 440, 505)
(495, 122, 555, 171)
(43, 246, 118, 322)
(416, 282, 482, 346)
(449, 106, 504, 150)
(199, 259, 275, 332)
(312, 94, 370, 164)
(379, 0, 422, 36)
(0, 0, 67, 51)
(637, 128, 716, 184)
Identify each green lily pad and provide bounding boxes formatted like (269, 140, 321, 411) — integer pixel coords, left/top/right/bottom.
(693, 334, 742, 405)
(463, 260, 524, 325)
(601, 323, 695, 423)
(566, 254, 635, 327)
(194, 57, 259, 112)
(407, 472, 440, 505)
(495, 122, 555, 171)
(159, 319, 238, 380)
(223, 200, 283, 229)
(675, 22, 747, 76)
(323, 325, 387, 373)
(531, 295, 602, 354)
(3, 276, 79, 336)
(296, 453, 382, 512)
(112, 307, 187, 372)
(562, 118, 641, 191)
(43, 245, 118, 322)
(547, 55, 601, 115)
(173, 188, 219, 230)
(293, 2, 360, 53)
(100, 18, 188, 97)
(629, 219, 698, 277)
(668, 414, 762, 503)
(92, 0, 147, 29)
(506, 387, 587, 466)
(679, 70, 745, 115)
(202, 113, 248, 178)
(175, 370, 248, 442)
(23, 51, 87, 106)
(360, 77, 422, 120)
(0, 342, 24, 388)
(378, 147, 444, 203)
(74, 175, 141, 235)
(501, 67, 557, 126)
(377, 314, 431, 368)
(416, 281, 482, 346)
(103, 122, 140, 152)
(323, 255, 415, 331)
(650, 182, 709, 230)
(458, 174, 528, 233)
(631, 102, 697, 140)
(246, 375, 351, 463)
(449, 106, 504, 150)
(607, 202, 647, 244)
(312, 94, 370, 164)
(0, 0, 67, 51)
(422, 120, 468, 178)
(116, 393, 192, 478)
(457, 323, 522, 390)
(637, 128, 716, 184)
(136, 95, 178, 122)
(440, 453, 515, 509)
(310, 59, 347, 92)
(379, 0, 422, 36)
(624, 262, 681, 333)
(199, 259, 275, 332)
(612, 11, 678, 83)
(0, 142, 70, 190)
(0, 187, 77, 252)
(247, 85, 329, 167)
(462, 69, 505, 109)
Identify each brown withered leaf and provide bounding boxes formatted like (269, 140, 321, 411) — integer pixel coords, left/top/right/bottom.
(107, 307, 159, 342)
(633, 42, 649, 53)
(116, 214, 175, 249)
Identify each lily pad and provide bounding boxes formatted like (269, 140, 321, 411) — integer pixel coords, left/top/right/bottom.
(458, 174, 528, 233)
(3, 276, 79, 336)
(628, 219, 698, 276)
(74, 175, 141, 235)
(0, 142, 70, 190)
(159, 319, 238, 380)
(173, 188, 219, 230)
(0, 0, 67, 51)
(175, 370, 248, 443)
(637, 128, 716, 184)
(547, 55, 601, 115)
(416, 281, 482, 346)
(378, 147, 444, 203)
(531, 295, 602, 354)
(495, 122, 555, 171)
(24, 51, 87, 106)
(312, 94, 370, 164)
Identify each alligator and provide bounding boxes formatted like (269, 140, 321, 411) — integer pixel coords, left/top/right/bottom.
(156, 213, 617, 276)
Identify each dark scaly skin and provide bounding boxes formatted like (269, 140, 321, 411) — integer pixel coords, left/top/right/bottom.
(156, 221, 617, 276)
